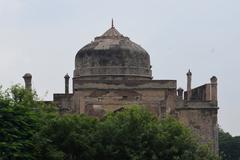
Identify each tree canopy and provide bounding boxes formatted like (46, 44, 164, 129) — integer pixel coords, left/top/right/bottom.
(219, 128, 240, 160)
(0, 85, 57, 159)
(34, 106, 219, 160)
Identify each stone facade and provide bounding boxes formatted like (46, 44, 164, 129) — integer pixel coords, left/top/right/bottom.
(23, 22, 219, 153)
(71, 80, 176, 118)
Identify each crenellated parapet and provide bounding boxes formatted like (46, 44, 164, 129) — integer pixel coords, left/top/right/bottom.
(183, 71, 218, 105)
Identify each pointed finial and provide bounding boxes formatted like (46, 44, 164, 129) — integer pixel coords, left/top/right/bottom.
(111, 18, 114, 28)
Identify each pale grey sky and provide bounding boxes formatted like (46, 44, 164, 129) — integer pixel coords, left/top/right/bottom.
(0, 0, 240, 135)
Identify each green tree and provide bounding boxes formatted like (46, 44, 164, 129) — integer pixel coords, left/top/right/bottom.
(36, 106, 219, 160)
(33, 114, 98, 160)
(95, 106, 218, 160)
(0, 85, 57, 160)
(219, 128, 240, 160)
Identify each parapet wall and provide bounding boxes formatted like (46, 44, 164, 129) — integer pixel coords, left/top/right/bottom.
(184, 83, 214, 102)
(53, 94, 73, 113)
(176, 102, 219, 153)
(73, 79, 176, 91)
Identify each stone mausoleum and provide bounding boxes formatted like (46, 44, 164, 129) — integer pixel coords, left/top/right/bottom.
(23, 21, 219, 152)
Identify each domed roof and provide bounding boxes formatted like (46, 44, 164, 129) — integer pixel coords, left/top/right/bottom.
(74, 21, 152, 80)
(23, 73, 32, 78)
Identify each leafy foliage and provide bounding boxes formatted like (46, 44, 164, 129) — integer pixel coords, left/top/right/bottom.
(35, 106, 219, 160)
(219, 128, 240, 160)
(0, 85, 57, 160)
(94, 107, 218, 160)
(33, 114, 98, 160)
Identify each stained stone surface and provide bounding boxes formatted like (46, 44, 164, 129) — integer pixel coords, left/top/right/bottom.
(74, 26, 152, 80)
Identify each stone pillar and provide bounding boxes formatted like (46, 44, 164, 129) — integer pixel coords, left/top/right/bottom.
(177, 87, 184, 99)
(186, 70, 192, 100)
(23, 73, 32, 90)
(64, 74, 70, 94)
(210, 76, 218, 105)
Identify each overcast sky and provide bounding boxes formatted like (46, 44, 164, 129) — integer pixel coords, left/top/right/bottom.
(0, 0, 239, 135)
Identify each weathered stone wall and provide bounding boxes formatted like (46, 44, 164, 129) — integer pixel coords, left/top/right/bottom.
(184, 84, 211, 101)
(73, 79, 176, 90)
(176, 101, 218, 153)
(53, 94, 73, 113)
(72, 80, 176, 118)
(74, 89, 167, 117)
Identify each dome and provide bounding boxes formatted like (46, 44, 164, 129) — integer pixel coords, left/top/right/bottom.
(74, 23, 152, 80)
